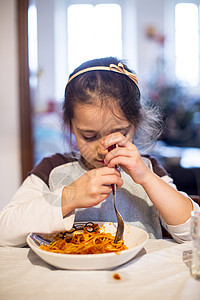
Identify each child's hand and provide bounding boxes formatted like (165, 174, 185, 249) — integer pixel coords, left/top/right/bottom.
(102, 132, 151, 185)
(62, 167, 123, 213)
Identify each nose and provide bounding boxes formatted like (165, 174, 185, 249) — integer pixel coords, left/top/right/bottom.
(97, 142, 108, 160)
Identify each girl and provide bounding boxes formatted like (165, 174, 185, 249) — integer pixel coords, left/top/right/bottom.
(0, 57, 199, 246)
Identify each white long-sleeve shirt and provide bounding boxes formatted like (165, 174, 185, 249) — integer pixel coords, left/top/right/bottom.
(0, 153, 199, 246)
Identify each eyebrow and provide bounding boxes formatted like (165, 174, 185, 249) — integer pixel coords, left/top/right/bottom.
(110, 125, 131, 133)
(77, 125, 131, 134)
(77, 128, 96, 133)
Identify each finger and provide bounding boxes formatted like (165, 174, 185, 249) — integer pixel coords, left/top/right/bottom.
(102, 132, 130, 149)
(100, 185, 113, 194)
(97, 166, 121, 176)
(100, 175, 123, 188)
(107, 156, 136, 169)
(104, 146, 135, 164)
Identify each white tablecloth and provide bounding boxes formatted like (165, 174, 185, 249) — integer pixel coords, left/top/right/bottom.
(0, 240, 200, 300)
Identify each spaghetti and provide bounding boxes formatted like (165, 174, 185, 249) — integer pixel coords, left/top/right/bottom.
(40, 222, 127, 254)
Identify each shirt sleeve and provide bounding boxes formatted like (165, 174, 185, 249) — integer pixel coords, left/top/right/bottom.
(159, 175, 200, 243)
(0, 174, 75, 247)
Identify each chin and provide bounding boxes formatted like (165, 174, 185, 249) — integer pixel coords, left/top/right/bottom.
(82, 157, 105, 169)
(91, 162, 104, 169)
(83, 159, 97, 170)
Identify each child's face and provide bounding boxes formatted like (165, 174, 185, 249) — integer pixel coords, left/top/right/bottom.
(71, 102, 135, 169)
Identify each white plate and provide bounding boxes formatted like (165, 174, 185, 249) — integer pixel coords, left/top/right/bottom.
(27, 222, 149, 270)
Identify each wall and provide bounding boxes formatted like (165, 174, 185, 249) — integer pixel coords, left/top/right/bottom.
(0, 0, 21, 210)
(137, 0, 165, 83)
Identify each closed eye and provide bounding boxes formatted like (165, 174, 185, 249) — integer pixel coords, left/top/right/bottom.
(83, 135, 97, 141)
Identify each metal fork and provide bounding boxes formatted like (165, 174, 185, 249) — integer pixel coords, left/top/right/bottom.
(108, 143, 124, 243)
(112, 183, 124, 243)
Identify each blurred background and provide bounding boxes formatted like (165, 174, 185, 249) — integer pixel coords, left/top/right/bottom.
(0, 0, 200, 210)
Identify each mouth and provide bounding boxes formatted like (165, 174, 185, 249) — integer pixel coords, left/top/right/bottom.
(97, 160, 106, 165)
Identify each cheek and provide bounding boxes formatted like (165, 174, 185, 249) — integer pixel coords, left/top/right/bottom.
(77, 140, 96, 159)
(124, 133, 133, 143)
(126, 128, 135, 142)
(127, 134, 134, 143)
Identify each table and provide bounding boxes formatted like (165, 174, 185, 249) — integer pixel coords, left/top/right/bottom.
(0, 240, 200, 300)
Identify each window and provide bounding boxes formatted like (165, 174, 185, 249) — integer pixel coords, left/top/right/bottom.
(28, 2, 38, 88)
(175, 2, 199, 86)
(67, 4, 122, 74)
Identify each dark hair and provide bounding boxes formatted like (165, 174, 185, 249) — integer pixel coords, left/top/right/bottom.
(63, 56, 163, 152)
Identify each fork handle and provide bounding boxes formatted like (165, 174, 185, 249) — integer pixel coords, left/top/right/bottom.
(108, 144, 117, 193)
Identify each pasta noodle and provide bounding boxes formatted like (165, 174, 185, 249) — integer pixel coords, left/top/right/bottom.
(40, 222, 127, 254)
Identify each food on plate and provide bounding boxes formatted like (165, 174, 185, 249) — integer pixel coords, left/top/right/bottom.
(40, 222, 127, 254)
